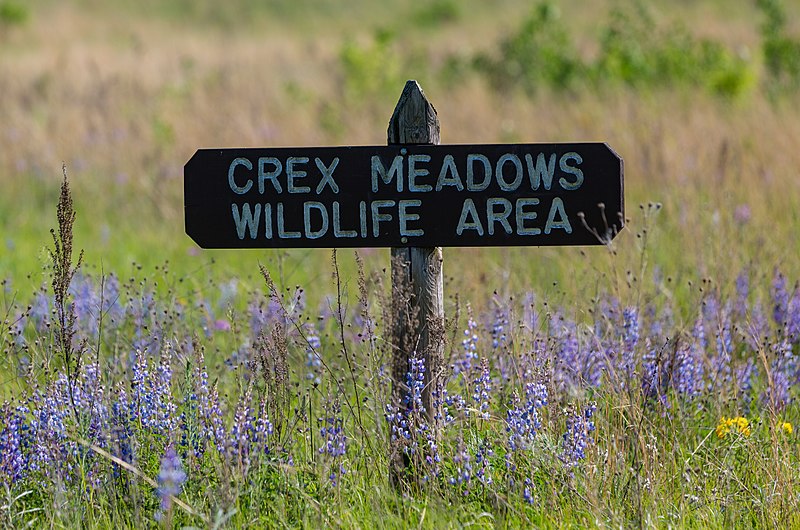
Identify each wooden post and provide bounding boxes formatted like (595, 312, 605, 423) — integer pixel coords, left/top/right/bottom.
(388, 80, 445, 484)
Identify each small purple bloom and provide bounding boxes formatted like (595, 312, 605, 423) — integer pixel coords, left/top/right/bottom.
(156, 446, 186, 514)
(561, 402, 597, 470)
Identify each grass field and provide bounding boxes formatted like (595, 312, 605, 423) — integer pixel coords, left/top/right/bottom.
(2, 1, 800, 528)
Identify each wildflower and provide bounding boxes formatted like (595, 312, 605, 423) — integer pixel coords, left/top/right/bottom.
(506, 382, 548, 452)
(622, 306, 640, 353)
(780, 422, 793, 435)
(228, 387, 254, 468)
(0, 402, 31, 484)
(475, 438, 493, 486)
(449, 436, 472, 490)
(772, 269, 789, 328)
(406, 355, 426, 413)
(254, 397, 274, 457)
(156, 445, 187, 519)
(304, 322, 322, 385)
(560, 402, 596, 470)
(523, 477, 534, 504)
(673, 317, 705, 398)
(733, 203, 751, 224)
(319, 397, 347, 486)
(454, 315, 479, 376)
(473, 358, 492, 419)
(715, 416, 751, 439)
(734, 271, 749, 319)
(491, 305, 509, 349)
(760, 340, 795, 412)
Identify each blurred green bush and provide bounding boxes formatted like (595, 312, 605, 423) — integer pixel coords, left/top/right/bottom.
(0, 1, 28, 27)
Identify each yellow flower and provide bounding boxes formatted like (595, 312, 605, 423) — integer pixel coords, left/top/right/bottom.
(716, 416, 751, 439)
(780, 422, 793, 435)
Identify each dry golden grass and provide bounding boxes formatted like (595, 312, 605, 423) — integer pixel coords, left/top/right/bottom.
(1, 1, 799, 309)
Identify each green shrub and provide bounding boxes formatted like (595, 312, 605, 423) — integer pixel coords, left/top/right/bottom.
(756, 0, 800, 93)
(0, 1, 28, 26)
(413, 0, 461, 28)
(339, 29, 404, 100)
(473, 1, 583, 94)
(594, 2, 753, 97)
(470, 0, 752, 99)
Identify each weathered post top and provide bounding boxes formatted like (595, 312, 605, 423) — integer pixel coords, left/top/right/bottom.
(388, 80, 440, 145)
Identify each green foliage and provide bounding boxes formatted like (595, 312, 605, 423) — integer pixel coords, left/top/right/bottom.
(595, 3, 754, 97)
(413, 0, 461, 28)
(474, 2, 582, 94)
(0, 1, 28, 26)
(471, 0, 754, 99)
(339, 29, 404, 100)
(756, 0, 800, 93)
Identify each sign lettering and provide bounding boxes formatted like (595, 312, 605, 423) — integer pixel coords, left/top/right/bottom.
(185, 143, 624, 248)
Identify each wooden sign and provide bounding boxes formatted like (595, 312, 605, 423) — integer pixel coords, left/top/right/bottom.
(184, 143, 623, 248)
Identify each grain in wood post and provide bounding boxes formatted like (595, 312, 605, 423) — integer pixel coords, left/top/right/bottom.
(387, 80, 445, 487)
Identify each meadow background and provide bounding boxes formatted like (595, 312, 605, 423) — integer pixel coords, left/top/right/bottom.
(1, 0, 800, 528)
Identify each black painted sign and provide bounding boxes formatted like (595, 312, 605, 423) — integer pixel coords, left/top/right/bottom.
(184, 143, 624, 248)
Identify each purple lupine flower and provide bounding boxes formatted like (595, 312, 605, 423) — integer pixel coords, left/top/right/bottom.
(443, 391, 466, 420)
(154, 347, 177, 437)
(31, 387, 69, 474)
(226, 386, 257, 472)
(506, 381, 547, 453)
(131, 349, 156, 430)
(736, 357, 758, 414)
(110, 384, 134, 472)
(761, 340, 796, 412)
(560, 402, 597, 470)
(556, 324, 603, 391)
(787, 286, 800, 343)
(248, 295, 283, 341)
(475, 438, 493, 486)
(192, 349, 226, 452)
(406, 355, 426, 413)
(620, 307, 639, 382)
(0, 402, 31, 484)
(319, 397, 346, 486)
(69, 272, 101, 339)
(641, 339, 669, 404)
(523, 477, 534, 504)
(254, 397, 274, 457)
(156, 446, 187, 517)
(622, 307, 640, 353)
(709, 308, 733, 391)
(385, 403, 411, 443)
(454, 315, 479, 376)
(734, 271, 750, 320)
(130, 290, 156, 337)
(772, 269, 790, 329)
(473, 358, 492, 419)
(553, 327, 579, 392)
(385, 355, 441, 477)
(490, 304, 509, 350)
(205, 384, 226, 452)
(304, 322, 322, 385)
(449, 437, 472, 491)
(673, 317, 705, 398)
(29, 289, 51, 334)
(100, 273, 125, 326)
